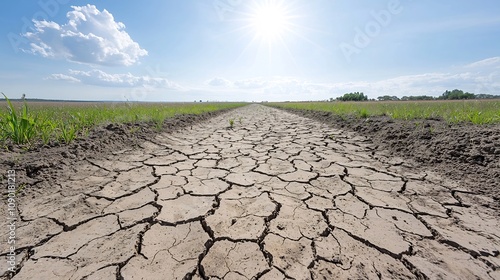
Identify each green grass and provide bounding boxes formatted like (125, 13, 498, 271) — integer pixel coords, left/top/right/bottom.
(268, 100, 500, 125)
(0, 95, 246, 148)
(2, 93, 38, 145)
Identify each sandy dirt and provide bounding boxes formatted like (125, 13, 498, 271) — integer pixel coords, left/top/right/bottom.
(1, 104, 499, 279)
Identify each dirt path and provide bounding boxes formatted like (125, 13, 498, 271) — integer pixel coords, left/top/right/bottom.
(3, 104, 499, 279)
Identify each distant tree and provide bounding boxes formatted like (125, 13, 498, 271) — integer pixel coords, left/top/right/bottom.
(401, 95, 436, 101)
(475, 94, 500, 99)
(336, 92, 368, 101)
(439, 89, 475, 100)
(377, 95, 399, 101)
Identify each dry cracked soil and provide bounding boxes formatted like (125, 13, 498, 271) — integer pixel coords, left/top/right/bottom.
(1, 104, 499, 279)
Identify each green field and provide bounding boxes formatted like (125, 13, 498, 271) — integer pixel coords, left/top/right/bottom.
(268, 100, 500, 125)
(0, 96, 246, 147)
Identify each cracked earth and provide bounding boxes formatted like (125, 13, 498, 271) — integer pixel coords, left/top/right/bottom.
(2, 104, 499, 279)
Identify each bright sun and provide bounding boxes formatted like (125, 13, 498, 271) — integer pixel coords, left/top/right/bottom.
(234, 0, 309, 65)
(250, 1, 291, 41)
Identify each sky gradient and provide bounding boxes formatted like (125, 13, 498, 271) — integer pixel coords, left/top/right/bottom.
(1, 0, 500, 102)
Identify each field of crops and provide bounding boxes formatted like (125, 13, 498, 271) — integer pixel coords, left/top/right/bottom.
(0, 95, 246, 147)
(269, 100, 500, 124)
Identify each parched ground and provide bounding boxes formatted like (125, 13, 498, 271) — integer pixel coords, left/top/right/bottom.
(1, 104, 499, 279)
(280, 106, 500, 204)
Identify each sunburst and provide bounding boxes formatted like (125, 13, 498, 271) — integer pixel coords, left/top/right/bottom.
(222, 0, 321, 72)
(249, 0, 292, 42)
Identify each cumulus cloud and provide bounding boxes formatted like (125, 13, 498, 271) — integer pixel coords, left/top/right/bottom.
(23, 4, 147, 66)
(206, 77, 232, 87)
(208, 57, 500, 100)
(201, 77, 334, 101)
(376, 57, 500, 96)
(47, 73, 81, 83)
(47, 69, 183, 90)
(230, 77, 330, 94)
(233, 78, 269, 89)
(466, 57, 500, 69)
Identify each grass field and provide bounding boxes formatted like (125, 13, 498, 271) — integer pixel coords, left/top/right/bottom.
(0, 96, 246, 147)
(268, 100, 500, 125)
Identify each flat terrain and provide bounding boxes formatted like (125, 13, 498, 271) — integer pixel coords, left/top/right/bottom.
(273, 101, 500, 201)
(0, 100, 246, 147)
(2, 104, 499, 279)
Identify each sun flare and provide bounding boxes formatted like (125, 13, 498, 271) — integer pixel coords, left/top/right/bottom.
(249, 1, 291, 41)
(232, 0, 313, 67)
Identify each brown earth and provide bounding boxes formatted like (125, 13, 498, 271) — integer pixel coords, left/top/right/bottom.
(0, 109, 229, 191)
(1, 104, 499, 279)
(278, 107, 500, 208)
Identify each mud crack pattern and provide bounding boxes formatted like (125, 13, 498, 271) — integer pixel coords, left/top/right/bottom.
(2, 105, 499, 279)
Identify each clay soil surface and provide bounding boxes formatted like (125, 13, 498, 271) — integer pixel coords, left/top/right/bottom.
(281, 107, 500, 208)
(1, 104, 499, 279)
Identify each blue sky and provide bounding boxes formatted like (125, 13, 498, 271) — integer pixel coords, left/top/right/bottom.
(1, 0, 500, 101)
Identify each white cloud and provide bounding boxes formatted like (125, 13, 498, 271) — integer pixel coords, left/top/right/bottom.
(238, 78, 331, 97)
(46, 74, 81, 83)
(47, 69, 183, 90)
(204, 57, 500, 101)
(23, 4, 147, 67)
(209, 77, 336, 100)
(234, 78, 269, 89)
(206, 77, 232, 87)
(465, 57, 500, 69)
(378, 57, 500, 96)
(47, 56, 500, 101)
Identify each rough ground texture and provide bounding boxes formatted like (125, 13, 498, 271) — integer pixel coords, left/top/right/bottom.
(278, 107, 500, 206)
(1, 104, 499, 279)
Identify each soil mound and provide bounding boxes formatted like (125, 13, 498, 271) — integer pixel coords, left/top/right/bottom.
(0, 109, 231, 188)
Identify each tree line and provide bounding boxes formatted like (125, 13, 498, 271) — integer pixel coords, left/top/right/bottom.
(331, 89, 500, 102)
(332, 92, 368, 102)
